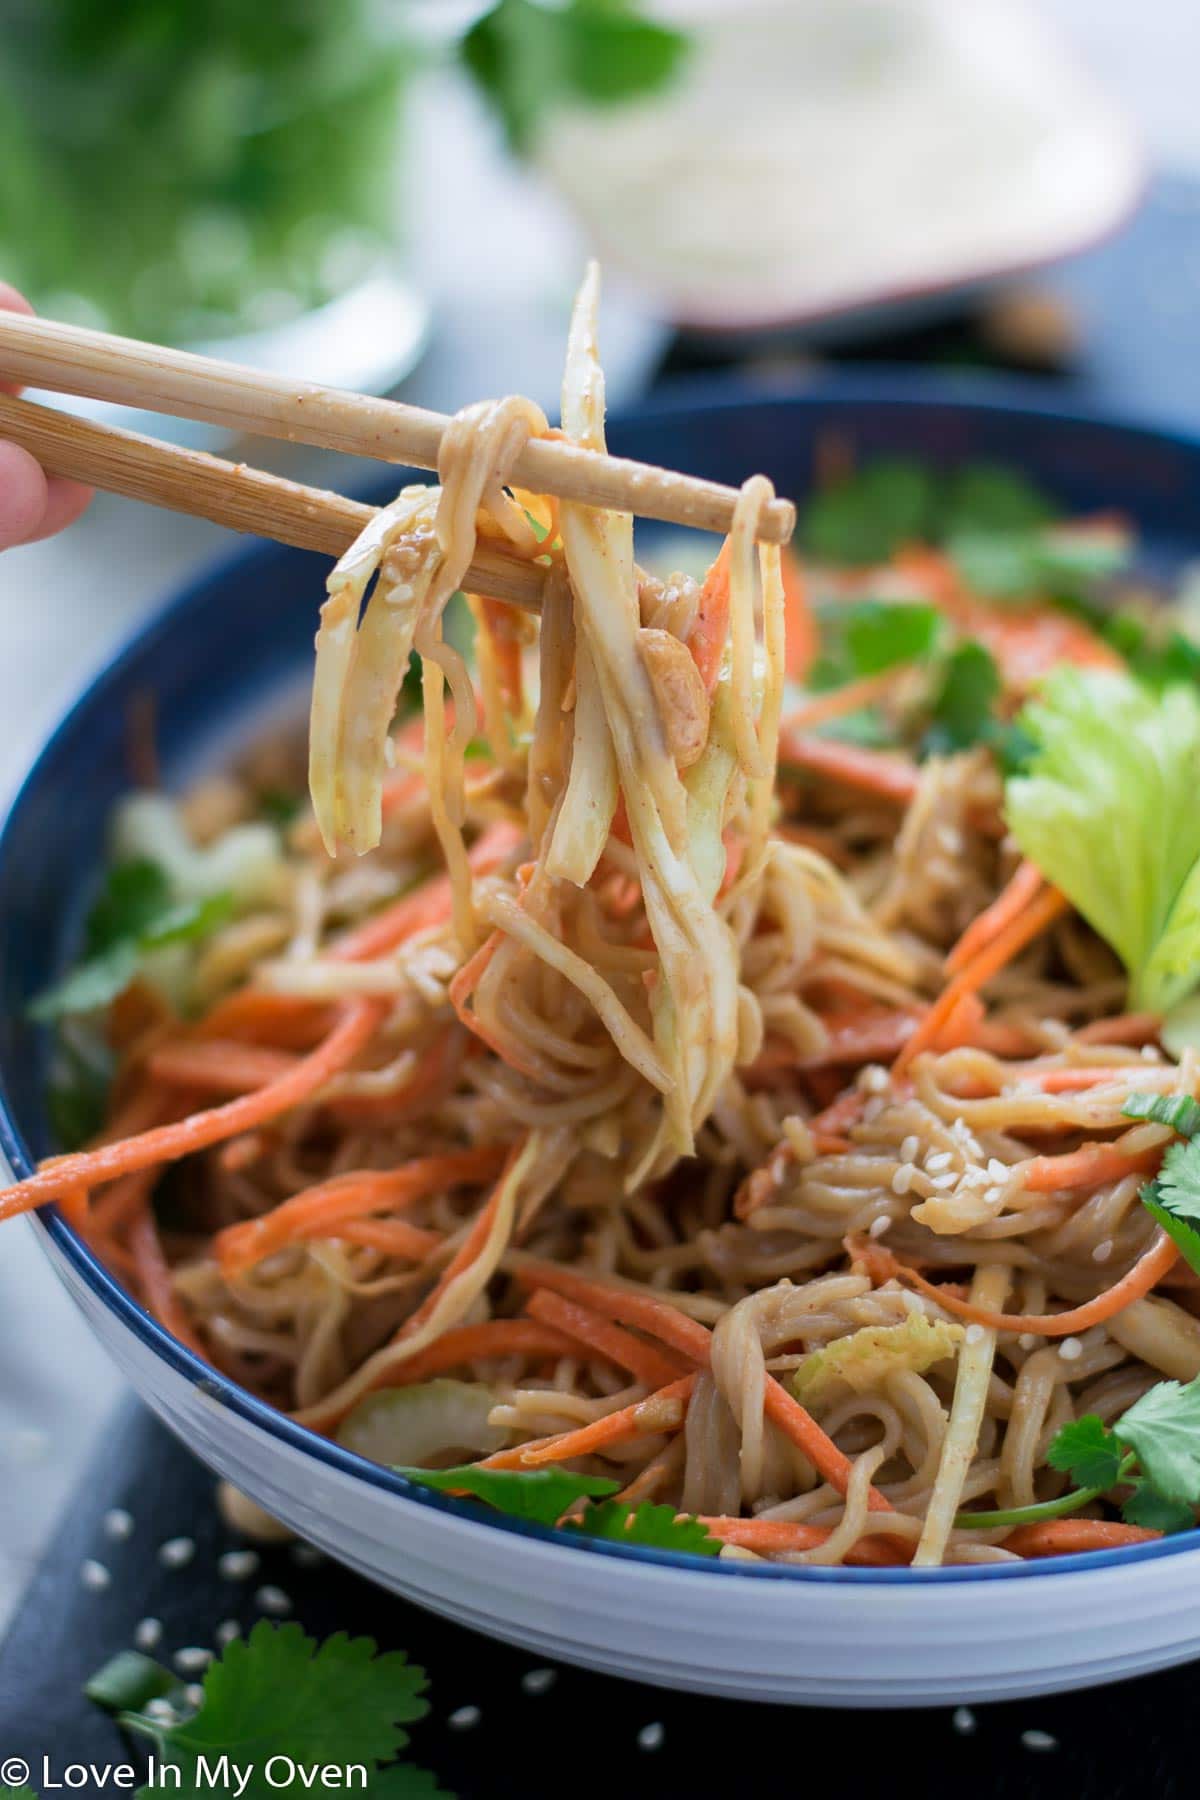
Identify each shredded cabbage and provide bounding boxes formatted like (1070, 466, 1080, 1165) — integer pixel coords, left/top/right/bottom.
(792, 1313, 964, 1407)
(335, 1379, 507, 1468)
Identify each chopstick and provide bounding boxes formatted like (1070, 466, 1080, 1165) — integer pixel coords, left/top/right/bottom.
(0, 392, 547, 611)
(0, 310, 797, 546)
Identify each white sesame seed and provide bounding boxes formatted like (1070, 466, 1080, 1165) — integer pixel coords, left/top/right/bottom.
(862, 1065, 889, 1094)
(965, 1324, 985, 1346)
(987, 1158, 1009, 1183)
(1021, 1729, 1058, 1753)
(1092, 1239, 1114, 1264)
(891, 1164, 915, 1196)
(925, 1151, 953, 1173)
(952, 1706, 976, 1736)
(218, 1550, 260, 1581)
(145, 1698, 177, 1725)
(215, 1620, 242, 1649)
(1019, 1333, 1036, 1351)
(900, 1135, 920, 1164)
(254, 1584, 292, 1616)
(638, 1723, 666, 1752)
(936, 825, 964, 855)
(159, 1536, 195, 1570)
(184, 1685, 205, 1710)
(103, 1508, 134, 1542)
(930, 1172, 958, 1190)
(175, 1647, 213, 1674)
(1141, 1045, 1161, 1061)
(134, 1617, 164, 1652)
(522, 1668, 557, 1696)
(449, 1705, 481, 1731)
(290, 1543, 323, 1568)
(1059, 1336, 1083, 1362)
(868, 1214, 891, 1239)
(81, 1558, 110, 1592)
(984, 1186, 1005, 1207)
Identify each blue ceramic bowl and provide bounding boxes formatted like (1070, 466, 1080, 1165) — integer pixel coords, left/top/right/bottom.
(7, 373, 1200, 1704)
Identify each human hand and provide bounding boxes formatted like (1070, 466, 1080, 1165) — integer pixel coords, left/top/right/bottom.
(0, 284, 93, 548)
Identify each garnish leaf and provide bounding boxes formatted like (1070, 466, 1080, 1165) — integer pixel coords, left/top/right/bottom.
(1154, 1137, 1200, 1226)
(119, 1622, 431, 1798)
(85, 1648, 177, 1714)
(85, 857, 171, 953)
(0, 1787, 37, 1800)
(942, 464, 1056, 535)
(1046, 1415, 1123, 1490)
(1142, 1190, 1200, 1279)
(396, 1464, 619, 1524)
(1122, 1092, 1200, 1138)
(1005, 670, 1200, 1011)
(1113, 1376, 1200, 1507)
(1121, 1479, 1196, 1534)
(571, 1500, 721, 1556)
(810, 599, 940, 690)
(801, 459, 937, 565)
(922, 642, 1002, 756)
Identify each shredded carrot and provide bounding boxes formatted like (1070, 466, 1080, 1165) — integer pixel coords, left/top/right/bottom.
(781, 670, 902, 735)
(128, 1209, 206, 1358)
(780, 546, 818, 682)
(1075, 1013, 1163, 1047)
(2, 998, 383, 1223)
(147, 1039, 300, 1096)
(1021, 1066, 1176, 1095)
(333, 1219, 444, 1261)
(214, 1144, 506, 1276)
(945, 860, 1045, 974)
(330, 820, 522, 963)
(481, 595, 524, 712)
(881, 1230, 1178, 1336)
(196, 989, 333, 1049)
(799, 1005, 924, 1070)
(526, 1287, 686, 1390)
(326, 1029, 467, 1126)
(894, 885, 1070, 1075)
(1002, 1520, 1160, 1557)
(777, 732, 921, 805)
(699, 1516, 905, 1567)
(689, 539, 732, 693)
(396, 1140, 526, 1344)
(370, 1319, 581, 1389)
(1021, 1138, 1165, 1191)
(478, 1375, 698, 1471)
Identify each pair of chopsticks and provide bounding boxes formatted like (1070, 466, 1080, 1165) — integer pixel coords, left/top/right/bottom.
(0, 312, 795, 608)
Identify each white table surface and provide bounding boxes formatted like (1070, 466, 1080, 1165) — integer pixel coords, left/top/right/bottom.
(1, 0, 1196, 1636)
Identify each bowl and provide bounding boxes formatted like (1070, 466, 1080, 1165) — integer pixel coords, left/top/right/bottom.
(6, 373, 1200, 1708)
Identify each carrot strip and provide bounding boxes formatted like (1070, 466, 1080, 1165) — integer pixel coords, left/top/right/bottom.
(478, 1375, 698, 1471)
(147, 1039, 300, 1096)
(799, 1006, 923, 1070)
(330, 820, 522, 963)
(371, 1319, 581, 1388)
(883, 1231, 1178, 1337)
(214, 1144, 506, 1276)
(325, 1029, 467, 1125)
(780, 546, 818, 682)
(1002, 1520, 1160, 1557)
(894, 885, 1070, 1075)
(778, 733, 921, 805)
(1022, 1067, 1175, 1095)
(1021, 1139, 1165, 1191)
(1075, 1013, 1162, 1047)
(481, 595, 524, 712)
(689, 539, 732, 693)
(945, 860, 1045, 974)
(396, 1141, 526, 1343)
(781, 671, 902, 734)
(127, 1209, 206, 1357)
(699, 1516, 905, 1567)
(526, 1287, 686, 1389)
(196, 989, 333, 1048)
(334, 1219, 444, 1261)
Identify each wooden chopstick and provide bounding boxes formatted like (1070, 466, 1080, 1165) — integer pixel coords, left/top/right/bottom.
(0, 310, 796, 546)
(0, 392, 546, 611)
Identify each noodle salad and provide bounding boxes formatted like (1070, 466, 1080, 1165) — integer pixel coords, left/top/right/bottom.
(12, 268, 1200, 1569)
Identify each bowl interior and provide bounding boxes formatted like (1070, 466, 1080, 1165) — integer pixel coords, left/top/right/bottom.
(7, 372, 1200, 1582)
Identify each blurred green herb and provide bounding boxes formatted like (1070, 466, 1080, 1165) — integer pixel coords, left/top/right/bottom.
(808, 599, 941, 691)
(801, 459, 937, 566)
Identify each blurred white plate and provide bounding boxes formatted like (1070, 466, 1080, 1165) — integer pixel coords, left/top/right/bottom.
(538, 0, 1145, 332)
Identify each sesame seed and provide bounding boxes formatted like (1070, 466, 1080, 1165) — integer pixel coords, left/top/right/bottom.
(134, 1617, 164, 1652)
(987, 1158, 1009, 1183)
(103, 1508, 134, 1542)
(291, 1543, 323, 1568)
(862, 1065, 889, 1094)
(984, 1185, 1005, 1207)
(1059, 1336, 1082, 1362)
(925, 1151, 953, 1173)
(81, 1558, 110, 1592)
(965, 1324, 985, 1346)
(175, 1647, 213, 1674)
(215, 1620, 242, 1649)
(891, 1164, 915, 1196)
(869, 1214, 891, 1239)
(449, 1705, 481, 1731)
(184, 1685, 205, 1710)
(159, 1536, 195, 1570)
(145, 1699, 177, 1725)
(254, 1584, 292, 1616)
(930, 1172, 958, 1190)
(638, 1723, 665, 1752)
(1141, 1045, 1161, 1061)
(1092, 1239, 1114, 1264)
(952, 1706, 976, 1736)
(522, 1668, 557, 1696)
(1019, 1333, 1036, 1350)
(900, 1135, 920, 1164)
(218, 1550, 260, 1581)
(1021, 1729, 1058, 1753)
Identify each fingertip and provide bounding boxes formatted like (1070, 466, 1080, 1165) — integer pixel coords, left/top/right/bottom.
(23, 474, 93, 543)
(0, 440, 49, 547)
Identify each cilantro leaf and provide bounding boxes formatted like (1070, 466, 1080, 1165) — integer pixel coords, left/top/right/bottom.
(86, 1649, 177, 1714)
(1046, 1415, 1124, 1490)
(462, 0, 689, 154)
(1155, 1137, 1200, 1225)
(801, 459, 937, 566)
(947, 520, 1128, 603)
(85, 858, 172, 953)
(257, 787, 303, 828)
(923, 641, 1002, 755)
(1114, 1376, 1200, 1507)
(942, 464, 1055, 535)
(370, 1770, 456, 1799)
(1121, 1478, 1197, 1534)
(1122, 1091, 1200, 1138)
(809, 599, 940, 690)
(121, 1622, 429, 1798)
(1142, 1189, 1200, 1279)
(571, 1500, 721, 1556)
(396, 1464, 619, 1524)
(0, 1787, 38, 1800)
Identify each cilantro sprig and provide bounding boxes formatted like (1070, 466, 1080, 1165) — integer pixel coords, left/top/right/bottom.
(89, 1622, 448, 1800)
(398, 1463, 720, 1554)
